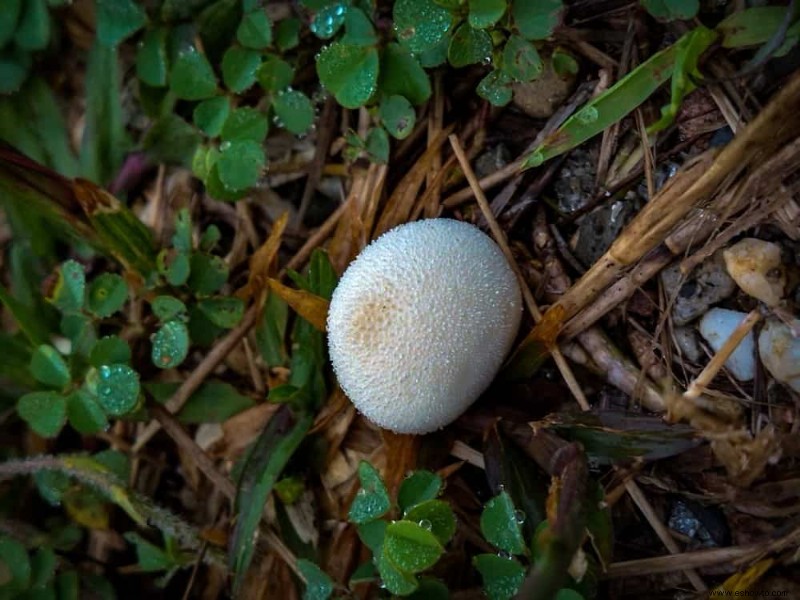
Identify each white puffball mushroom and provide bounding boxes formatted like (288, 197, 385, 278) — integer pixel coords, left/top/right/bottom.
(758, 319, 800, 393)
(723, 238, 786, 307)
(326, 219, 522, 434)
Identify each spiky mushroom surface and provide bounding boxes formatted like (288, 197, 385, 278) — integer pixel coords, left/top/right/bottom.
(326, 218, 522, 434)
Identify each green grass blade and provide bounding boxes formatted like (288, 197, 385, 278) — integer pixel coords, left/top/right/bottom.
(647, 26, 718, 134)
(80, 41, 128, 185)
(24, 77, 80, 177)
(230, 406, 313, 594)
(0, 283, 49, 346)
(522, 33, 690, 168)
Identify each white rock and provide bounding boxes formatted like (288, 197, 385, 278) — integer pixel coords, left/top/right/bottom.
(758, 319, 800, 392)
(723, 238, 786, 307)
(698, 308, 756, 381)
(327, 219, 522, 434)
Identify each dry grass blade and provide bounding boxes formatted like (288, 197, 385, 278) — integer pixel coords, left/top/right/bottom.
(543, 69, 800, 326)
(372, 125, 454, 238)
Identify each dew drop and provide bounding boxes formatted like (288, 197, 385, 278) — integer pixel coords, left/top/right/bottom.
(578, 106, 599, 124)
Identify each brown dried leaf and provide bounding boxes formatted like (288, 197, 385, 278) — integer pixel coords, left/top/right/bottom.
(238, 212, 289, 303)
(217, 402, 280, 460)
(267, 278, 329, 332)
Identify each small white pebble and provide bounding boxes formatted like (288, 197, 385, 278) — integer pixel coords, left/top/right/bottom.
(723, 238, 786, 307)
(758, 318, 800, 392)
(698, 308, 756, 381)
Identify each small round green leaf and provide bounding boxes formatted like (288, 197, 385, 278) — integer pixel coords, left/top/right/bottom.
(193, 97, 231, 137)
(0, 47, 31, 94)
(377, 551, 419, 596)
(469, 0, 507, 29)
(237, 9, 272, 49)
(502, 34, 543, 81)
(480, 491, 525, 555)
(448, 23, 492, 68)
(419, 36, 450, 68)
(30, 345, 70, 388)
(18, 391, 67, 437)
(379, 95, 415, 140)
(14, 0, 50, 51)
(408, 578, 450, 600)
(200, 225, 221, 252)
(124, 532, 173, 572)
(275, 18, 301, 51)
(67, 390, 109, 434)
(316, 42, 379, 109)
(257, 55, 294, 92)
(87, 273, 128, 318)
(89, 336, 131, 367)
(473, 554, 525, 600)
(217, 139, 265, 191)
(552, 49, 579, 77)
(477, 69, 513, 106)
(394, 0, 453, 53)
(356, 519, 387, 554)
(348, 461, 390, 524)
(221, 106, 269, 142)
(136, 27, 169, 87)
(641, 0, 699, 22)
(188, 302, 224, 345)
(383, 521, 444, 573)
(90, 364, 141, 416)
(0, 0, 22, 48)
(34, 550, 62, 594)
(151, 320, 190, 369)
(273, 89, 314, 134)
(365, 126, 389, 163)
(379, 43, 432, 105)
(170, 49, 218, 100)
(151, 296, 187, 322)
(193, 146, 211, 181)
(403, 499, 456, 545)
(222, 46, 261, 93)
(60, 313, 97, 357)
(398, 470, 442, 513)
(342, 7, 377, 46)
(158, 250, 191, 286)
(96, 0, 145, 47)
(94, 449, 130, 481)
(297, 559, 334, 600)
(0, 535, 31, 593)
(310, 2, 347, 39)
(172, 208, 192, 253)
(512, 0, 563, 41)
(197, 296, 245, 328)
(48, 260, 85, 312)
(188, 253, 229, 294)
(34, 469, 70, 506)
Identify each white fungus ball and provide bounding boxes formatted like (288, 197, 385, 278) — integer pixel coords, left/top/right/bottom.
(326, 219, 522, 434)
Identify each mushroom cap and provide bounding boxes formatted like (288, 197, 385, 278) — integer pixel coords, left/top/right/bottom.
(326, 218, 522, 434)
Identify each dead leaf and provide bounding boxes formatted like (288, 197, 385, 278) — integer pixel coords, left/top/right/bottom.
(267, 278, 329, 332)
